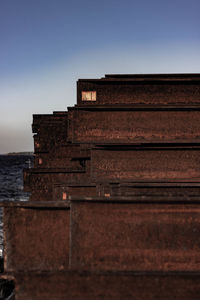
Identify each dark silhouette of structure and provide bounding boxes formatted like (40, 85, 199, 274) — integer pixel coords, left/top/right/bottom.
(2, 73, 200, 299)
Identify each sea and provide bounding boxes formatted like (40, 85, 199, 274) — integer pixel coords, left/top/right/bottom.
(0, 155, 33, 257)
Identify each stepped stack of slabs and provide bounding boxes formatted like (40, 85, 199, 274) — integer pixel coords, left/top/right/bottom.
(2, 74, 200, 299)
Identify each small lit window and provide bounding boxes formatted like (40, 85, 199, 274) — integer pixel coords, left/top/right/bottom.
(62, 192, 67, 200)
(82, 91, 96, 101)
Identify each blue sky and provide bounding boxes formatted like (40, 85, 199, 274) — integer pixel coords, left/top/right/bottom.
(0, 0, 200, 153)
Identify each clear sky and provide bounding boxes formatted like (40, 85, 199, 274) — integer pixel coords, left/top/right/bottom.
(0, 0, 200, 153)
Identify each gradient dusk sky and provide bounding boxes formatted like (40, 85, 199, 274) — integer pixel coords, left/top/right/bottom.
(0, 0, 200, 153)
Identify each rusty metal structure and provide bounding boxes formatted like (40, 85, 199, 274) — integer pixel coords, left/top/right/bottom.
(1, 73, 200, 299)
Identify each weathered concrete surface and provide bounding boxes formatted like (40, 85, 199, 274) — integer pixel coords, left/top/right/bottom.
(70, 200, 200, 272)
(91, 148, 200, 181)
(14, 271, 200, 300)
(68, 110, 200, 143)
(4, 207, 70, 272)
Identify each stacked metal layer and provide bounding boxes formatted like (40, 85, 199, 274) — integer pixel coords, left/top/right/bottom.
(2, 74, 200, 299)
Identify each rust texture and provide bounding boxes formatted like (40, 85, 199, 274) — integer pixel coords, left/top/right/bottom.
(68, 110, 200, 144)
(70, 200, 200, 271)
(14, 272, 200, 300)
(4, 207, 70, 272)
(2, 73, 200, 299)
(91, 147, 200, 181)
(77, 74, 200, 105)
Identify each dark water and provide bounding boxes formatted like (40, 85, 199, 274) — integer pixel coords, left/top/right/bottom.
(0, 155, 34, 256)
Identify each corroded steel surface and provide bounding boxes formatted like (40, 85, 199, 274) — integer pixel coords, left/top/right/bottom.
(33, 113, 68, 153)
(33, 145, 90, 168)
(68, 110, 200, 143)
(3, 74, 200, 298)
(15, 271, 200, 300)
(91, 148, 200, 181)
(24, 169, 88, 201)
(53, 183, 97, 200)
(110, 182, 200, 197)
(4, 207, 70, 272)
(70, 201, 200, 271)
(77, 75, 200, 105)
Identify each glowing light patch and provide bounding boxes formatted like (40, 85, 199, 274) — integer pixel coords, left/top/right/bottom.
(82, 91, 96, 101)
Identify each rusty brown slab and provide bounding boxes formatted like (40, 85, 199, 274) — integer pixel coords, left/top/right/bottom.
(33, 144, 90, 168)
(114, 186, 200, 197)
(69, 195, 200, 203)
(91, 148, 200, 181)
(109, 182, 200, 198)
(53, 183, 97, 200)
(0, 200, 70, 208)
(13, 271, 200, 300)
(33, 153, 86, 169)
(33, 113, 68, 153)
(82, 181, 200, 198)
(77, 77, 200, 105)
(70, 200, 200, 272)
(4, 207, 70, 272)
(24, 168, 88, 201)
(68, 110, 200, 143)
